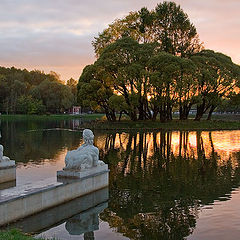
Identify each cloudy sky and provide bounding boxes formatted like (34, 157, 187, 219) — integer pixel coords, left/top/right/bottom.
(0, 0, 239, 81)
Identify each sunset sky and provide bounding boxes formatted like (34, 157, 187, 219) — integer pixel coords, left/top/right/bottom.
(0, 0, 239, 82)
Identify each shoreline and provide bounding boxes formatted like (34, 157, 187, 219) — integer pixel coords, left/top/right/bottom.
(0, 114, 239, 131)
(81, 119, 240, 131)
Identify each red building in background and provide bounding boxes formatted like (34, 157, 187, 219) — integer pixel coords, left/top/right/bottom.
(69, 106, 81, 115)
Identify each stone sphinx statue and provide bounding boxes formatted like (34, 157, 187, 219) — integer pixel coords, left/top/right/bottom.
(64, 129, 104, 171)
(0, 145, 10, 162)
(0, 131, 15, 169)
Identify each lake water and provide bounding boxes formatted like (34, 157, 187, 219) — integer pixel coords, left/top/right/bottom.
(0, 118, 240, 240)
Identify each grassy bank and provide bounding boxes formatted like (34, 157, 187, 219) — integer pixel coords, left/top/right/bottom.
(0, 229, 52, 240)
(0, 113, 239, 131)
(82, 119, 240, 131)
(0, 113, 104, 121)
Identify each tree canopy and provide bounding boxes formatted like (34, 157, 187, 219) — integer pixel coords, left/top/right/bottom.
(0, 67, 76, 114)
(93, 1, 203, 57)
(78, 1, 240, 122)
(79, 40, 240, 121)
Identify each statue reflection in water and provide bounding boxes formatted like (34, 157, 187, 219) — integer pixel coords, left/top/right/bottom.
(65, 202, 107, 240)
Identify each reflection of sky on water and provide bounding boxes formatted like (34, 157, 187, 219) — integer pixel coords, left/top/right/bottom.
(16, 148, 67, 185)
(188, 188, 240, 240)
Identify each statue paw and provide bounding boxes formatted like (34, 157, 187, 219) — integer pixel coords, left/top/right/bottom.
(2, 156, 10, 162)
(98, 160, 105, 166)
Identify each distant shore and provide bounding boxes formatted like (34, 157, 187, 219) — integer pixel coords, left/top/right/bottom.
(82, 119, 240, 131)
(0, 113, 239, 131)
(0, 113, 104, 121)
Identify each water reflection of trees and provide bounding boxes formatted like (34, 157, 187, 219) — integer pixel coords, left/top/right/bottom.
(96, 131, 240, 240)
(0, 120, 83, 163)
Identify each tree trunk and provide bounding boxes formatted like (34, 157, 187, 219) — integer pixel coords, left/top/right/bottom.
(179, 105, 184, 120)
(130, 110, 137, 121)
(110, 111, 116, 121)
(105, 108, 116, 122)
(145, 101, 152, 120)
(180, 104, 192, 120)
(138, 103, 144, 120)
(152, 109, 158, 121)
(160, 104, 167, 123)
(194, 101, 206, 121)
(106, 113, 111, 121)
(207, 105, 216, 121)
(166, 102, 172, 121)
(118, 111, 123, 121)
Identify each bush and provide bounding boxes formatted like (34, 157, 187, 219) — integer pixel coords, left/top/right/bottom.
(17, 96, 46, 115)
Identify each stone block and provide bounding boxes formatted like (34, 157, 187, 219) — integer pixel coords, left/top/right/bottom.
(0, 170, 109, 226)
(57, 164, 109, 179)
(0, 165, 16, 184)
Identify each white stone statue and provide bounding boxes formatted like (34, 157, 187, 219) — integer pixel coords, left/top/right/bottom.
(64, 129, 105, 171)
(0, 131, 15, 169)
(0, 144, 10, 162)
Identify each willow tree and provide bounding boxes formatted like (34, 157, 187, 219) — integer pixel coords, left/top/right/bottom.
(191, 50, 240, 121)
(148, 52, 197, 122)
(77, 64, 117, 121)
(93, 1, 203, 57)
(95, 37, 158, 121)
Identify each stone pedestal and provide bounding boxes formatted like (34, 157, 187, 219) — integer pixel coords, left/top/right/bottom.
(0, 160, 15, 168)
(0, 170, 109, 226)
(57, 164, 108, 180)
(7, 188, 108, 234)
(0, 162, 16, 184)
(0, 180, 16, 190)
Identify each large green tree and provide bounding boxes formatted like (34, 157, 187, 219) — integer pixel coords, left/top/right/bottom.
(95, 37, 158, 121)
(78, 2, 240, 122)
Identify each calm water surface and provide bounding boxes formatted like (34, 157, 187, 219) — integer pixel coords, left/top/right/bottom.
(0, 118, 240, 240)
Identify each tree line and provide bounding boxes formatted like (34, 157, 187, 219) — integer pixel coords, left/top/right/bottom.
(0, 67, 77, 114)
(78, 1, 240, 121)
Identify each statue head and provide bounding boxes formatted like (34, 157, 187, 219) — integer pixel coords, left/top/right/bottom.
(83, 129, 94, 145)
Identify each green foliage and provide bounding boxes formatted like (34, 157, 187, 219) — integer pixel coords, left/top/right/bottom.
(17, 95, 46, 114)
(0, 66, 75, 114)
(0, 229, 53, 240)
(108, 95, 128, 112)
(67, 78, 78, 104)
(79, 2, 240, 122)
(218, 93, 240, 113)
(94, 37, 158, 120)
(77, 63, 116, 121)
(32, 80, 74, 113)
(93, 1, 203, 57)
(191, 50, 240, 120)
(85, 1, 206, 121)
(148, 52, 198, 121)
(79, 36, 240, 122)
